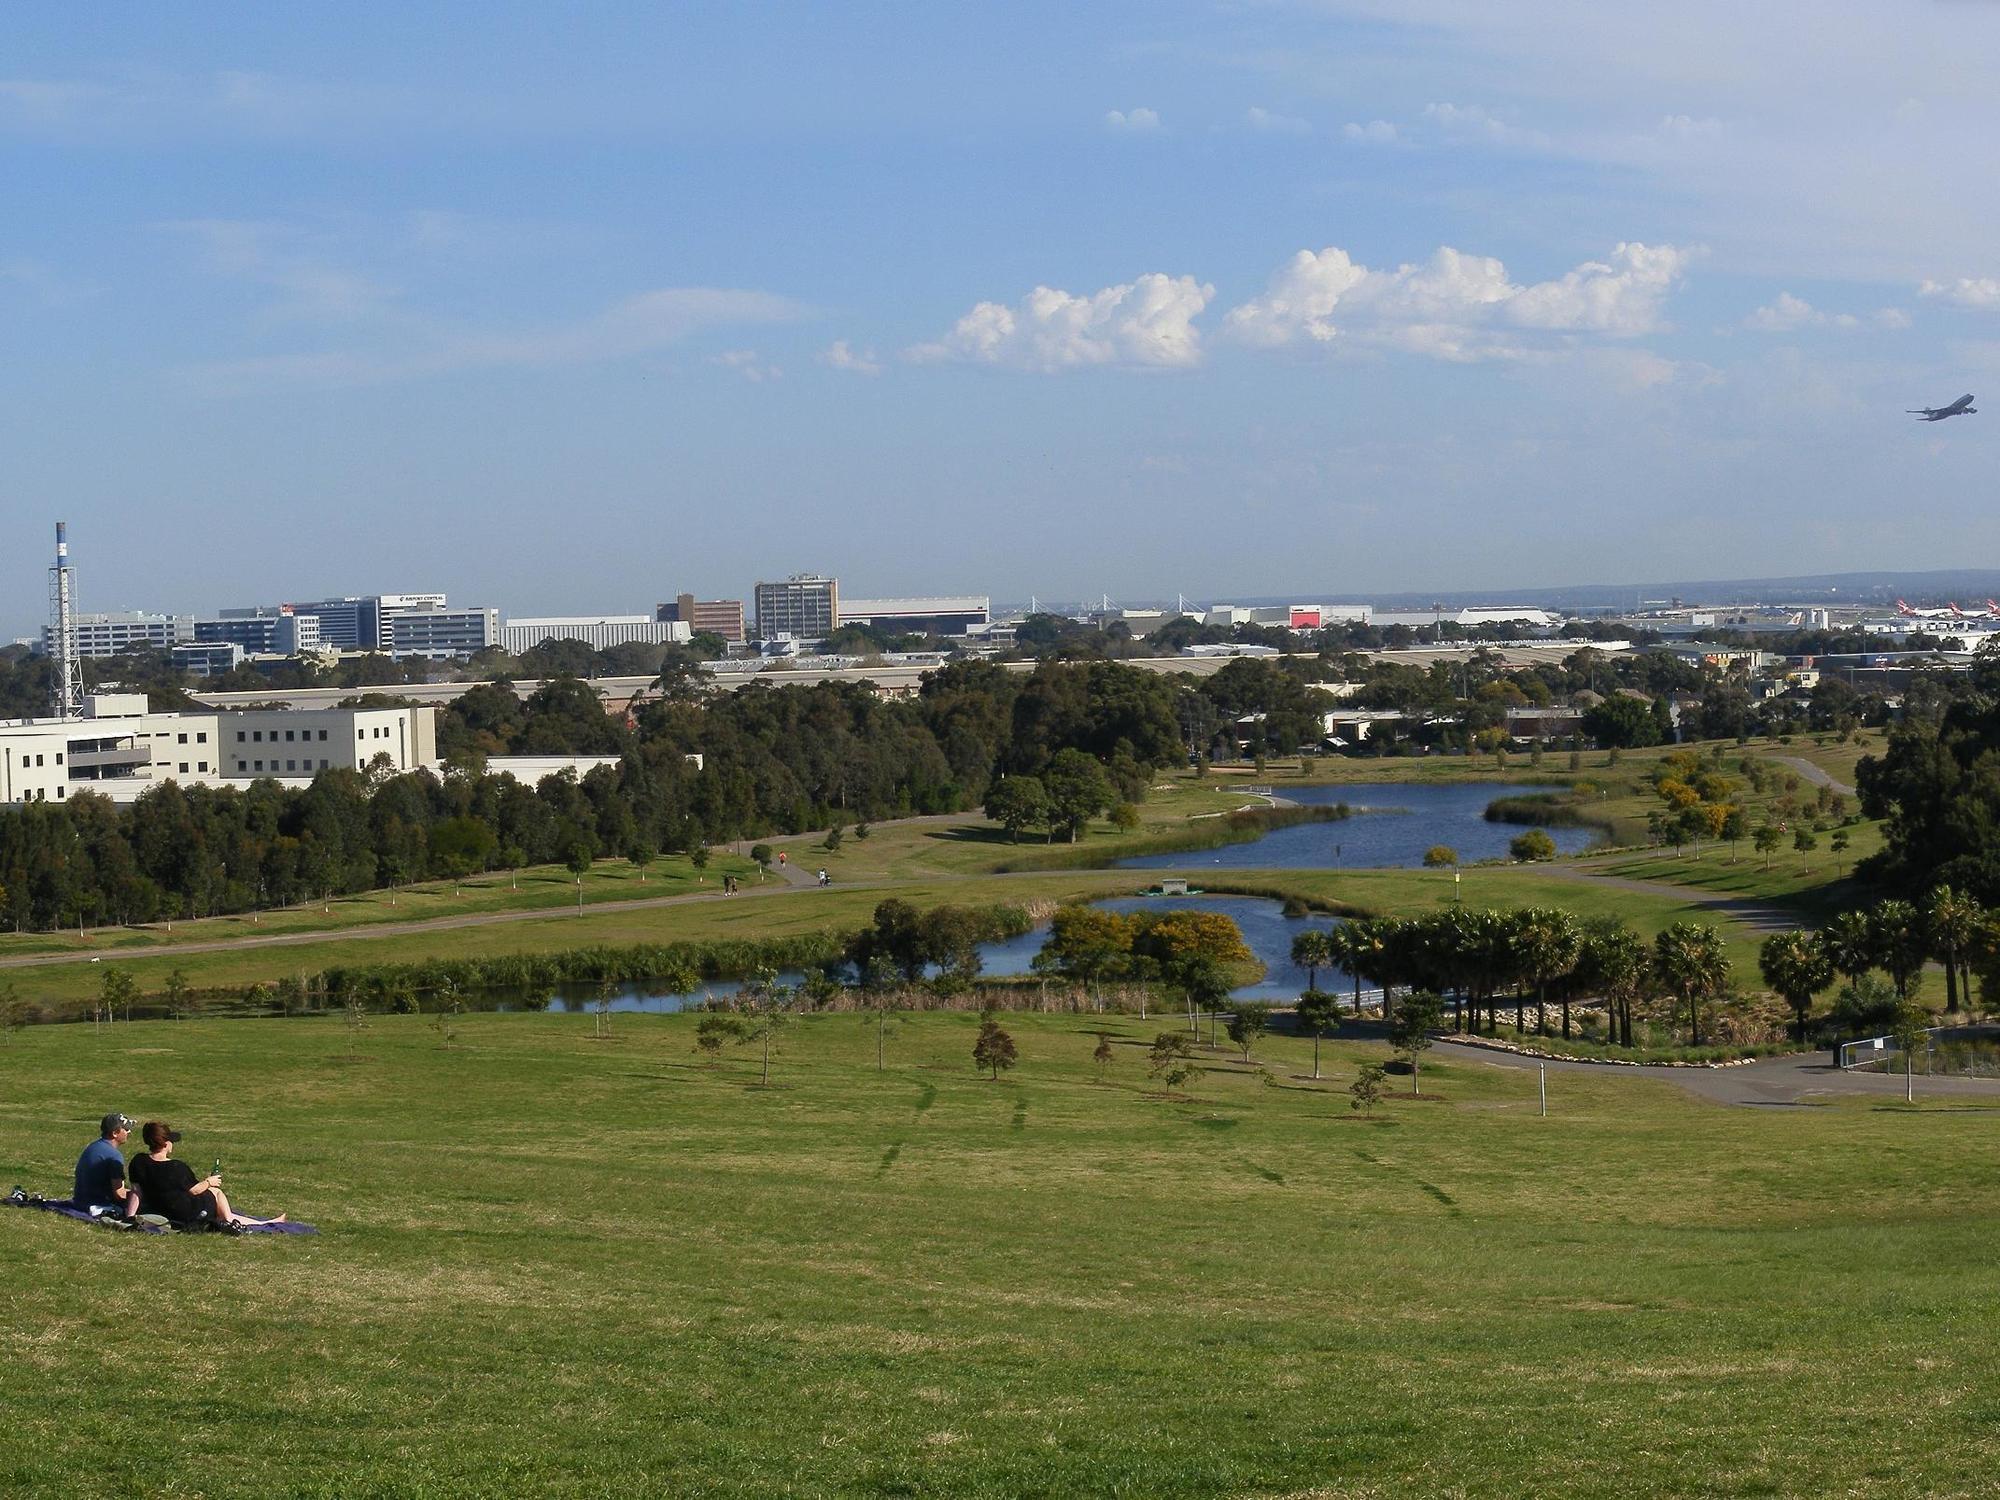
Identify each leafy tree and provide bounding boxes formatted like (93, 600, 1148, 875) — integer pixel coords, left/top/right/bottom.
(823, 826, 843, 853)
(1759, 930, 1834, 1041)
(694, 1013, 744, 1060)
(1830, 828, 1851, 875)
(736, 993, 793, 1086)
(1509, 829, 1557, 863)
(1092, 1032, 1115, 1079)
(1349, 1061, 1386, 1115)
(1294, 990, 1340, 1079)
(1653, 922, 1730, 1045)
(1146, 1031, 1199, 1093)
(98, 967, 138, 1024)
(983, 775, 1050, 843)
(1043, 749, 1115, 843)
(1109, 802, 1142, 832)
(623, 831, 658, 882)
(1422, 845, 1458, 869)
(1583, 695, 1664, 749)
(161, 968, 190, 1023)
(1889, 1000, 1933, 1103)
(1792, 826, 1818, 872)
(1225, 1003, 1269, 1061)
(1389, 989, 1444, 1094)
(972, 1016, 1019, 1079)
(749, 843, 774, 872)
(1753, 823, 1784, 871)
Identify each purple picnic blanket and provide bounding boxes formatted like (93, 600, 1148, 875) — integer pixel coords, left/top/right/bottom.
(5, 1196, 315, 1235)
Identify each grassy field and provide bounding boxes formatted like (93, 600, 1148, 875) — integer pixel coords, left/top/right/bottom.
(3, 1010, 1997, 1497)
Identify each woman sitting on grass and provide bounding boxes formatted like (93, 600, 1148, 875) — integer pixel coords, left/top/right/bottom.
(127, 1122, 286, 1230)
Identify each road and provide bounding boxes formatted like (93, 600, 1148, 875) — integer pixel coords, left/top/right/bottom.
(1431, 1037, 2000, 1106)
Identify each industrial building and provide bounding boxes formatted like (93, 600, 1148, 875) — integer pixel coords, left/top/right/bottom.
(0, 693, 439, 805)
(38, 611, 194, 658)
(839, 596, 991, 635)
(501, 615, 692, 654)
(657, 594, 747, 642)
(754, 574, 839, 638)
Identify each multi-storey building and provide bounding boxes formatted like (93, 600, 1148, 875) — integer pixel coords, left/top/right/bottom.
(0, 694, 439, 805)
(753, 574, 838, 639)
(381, 606, 500, 658)
(38, 611, 194, 659)
(195, 611, 322, 655)
(656, 594, 747, 643)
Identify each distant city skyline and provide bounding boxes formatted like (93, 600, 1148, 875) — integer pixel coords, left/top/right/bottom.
(4, 3, 1999, 636)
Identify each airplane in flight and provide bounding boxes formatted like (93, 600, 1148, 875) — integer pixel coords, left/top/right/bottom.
(1909, 393, 1976, 421)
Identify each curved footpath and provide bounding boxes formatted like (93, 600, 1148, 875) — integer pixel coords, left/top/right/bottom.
(1430, 1037, 2000, 1106)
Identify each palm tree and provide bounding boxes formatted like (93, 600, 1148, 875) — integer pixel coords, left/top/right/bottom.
(1290, 928, 1333, 993)
(1818, 908, 1875, 986)
(1923, 885, 1982, 1014)
(1870, 899, 1927, 1000)
(1576, 916, 1649, 1047)
(1653, 921, 1730, 1046)
(1323, 923, 1365, 1017)
(1513, 906, 1582, 1037)
(1759, 929, 1834, 1042)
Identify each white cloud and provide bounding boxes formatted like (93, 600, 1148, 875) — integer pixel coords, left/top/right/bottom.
(1224, 241, 1691, 360)
(911, 274, 1214, 372)
(1422, 101, 1549, 149)
(1657, 113, 1724, 139)
(1246, 106, 1309, 134)
(1341, 119, 1400, 144)
(1104, 107, 1161, 133)
(821, 339, 882, 375)
(712, 348, 780, 382)
(1920, 277, 2000, 310)
(1742, 291, 1891, 332)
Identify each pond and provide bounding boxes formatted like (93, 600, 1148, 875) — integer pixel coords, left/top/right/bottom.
(1118, 781, 1600, 871)
(472, 893, 1336, 1014)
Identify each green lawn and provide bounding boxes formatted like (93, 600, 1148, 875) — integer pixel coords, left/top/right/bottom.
(3, 1011, 1996, 1496)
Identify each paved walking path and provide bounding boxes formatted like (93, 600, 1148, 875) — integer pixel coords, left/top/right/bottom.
(1431, 1037, 2000, 1106)
(1766, 754, 1856, 798)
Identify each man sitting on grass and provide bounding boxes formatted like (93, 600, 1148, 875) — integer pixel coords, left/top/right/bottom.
(73, 1113, 141, 1220)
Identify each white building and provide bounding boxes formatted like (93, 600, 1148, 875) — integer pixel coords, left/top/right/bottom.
(39, 611, 194, 658)
(0, 694, 438, 805)
(501, 616, 693, 654)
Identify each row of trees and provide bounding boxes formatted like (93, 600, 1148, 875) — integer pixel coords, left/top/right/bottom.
(1759, 886, 1985, 1039)
(1282, 907, 1730, 1046)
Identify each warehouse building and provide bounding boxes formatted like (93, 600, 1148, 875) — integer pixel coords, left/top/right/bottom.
(501, 615, 692, 654)
(838, 596, 991, 636)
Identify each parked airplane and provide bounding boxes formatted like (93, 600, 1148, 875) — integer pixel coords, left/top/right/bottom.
(1897, 599, 1967, 619)
(1909, 393, 1976, 421)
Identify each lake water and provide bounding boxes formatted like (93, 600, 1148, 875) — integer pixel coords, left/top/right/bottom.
(481, 893, 1333, 1014)
(1118, 781, 1599, 871)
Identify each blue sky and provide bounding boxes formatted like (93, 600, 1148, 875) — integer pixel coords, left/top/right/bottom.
(5, 2, 2000, 630)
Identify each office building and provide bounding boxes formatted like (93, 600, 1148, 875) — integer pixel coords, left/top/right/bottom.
(754, 574, 838, 638)
(171, 642, 246, 678)
(382, 606, 500, 658)
(196, 611, 322, 656)
(501, 616, 693, 654)
(656, 594, 747, 643)
(838, 596, 990, 636)
(272, 593, 450, 651)
(0, 694, 437, 804)
(38, 611, 193, 659)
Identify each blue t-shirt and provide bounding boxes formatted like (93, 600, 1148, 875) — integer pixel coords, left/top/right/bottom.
(73, 1138, 127, 1209)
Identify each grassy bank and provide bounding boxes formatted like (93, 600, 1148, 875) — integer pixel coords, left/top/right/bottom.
(3, 1010, 1998, 1496)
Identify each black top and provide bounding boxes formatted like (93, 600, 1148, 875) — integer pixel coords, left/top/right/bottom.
(128, 1154, 207, 1223)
